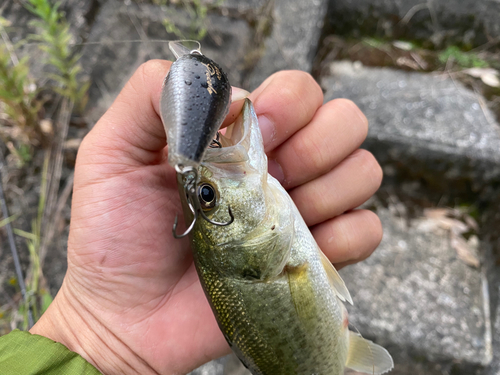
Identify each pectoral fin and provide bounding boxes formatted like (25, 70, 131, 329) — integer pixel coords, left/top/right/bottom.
(320, 251, 353, 305)
(345, 331, 394, 374)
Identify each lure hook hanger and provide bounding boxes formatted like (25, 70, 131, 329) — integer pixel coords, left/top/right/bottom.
(209, 132, 222, 149)
(173, 165, 234, 238)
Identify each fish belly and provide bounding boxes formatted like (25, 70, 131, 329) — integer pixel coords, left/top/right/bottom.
(197, 262, 348, 375)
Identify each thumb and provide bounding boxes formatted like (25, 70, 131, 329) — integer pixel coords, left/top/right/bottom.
(81, 60, 172, 167)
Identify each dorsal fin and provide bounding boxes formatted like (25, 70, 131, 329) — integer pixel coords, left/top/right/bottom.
(345, 331, 394, 374)
(320, 251, 353, 305)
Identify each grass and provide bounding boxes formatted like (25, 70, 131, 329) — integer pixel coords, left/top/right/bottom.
(319, 34, 496, 74)
(14, 153, 52, 328)
(155, 0, 224, 40)
(25, 0, 89, 107)
(0, 17, 42, 156)
(0, 0, 89, 331)
(438, 46, 489, 69)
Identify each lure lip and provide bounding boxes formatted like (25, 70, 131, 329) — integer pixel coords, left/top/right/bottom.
(168, 40, 201, 59)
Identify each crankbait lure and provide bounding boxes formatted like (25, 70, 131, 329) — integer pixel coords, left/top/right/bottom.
(160, 41, 233, 238)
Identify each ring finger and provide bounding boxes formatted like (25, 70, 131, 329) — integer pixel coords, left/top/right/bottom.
(312, 209, 383, 269)
(267, 98, 369, 190)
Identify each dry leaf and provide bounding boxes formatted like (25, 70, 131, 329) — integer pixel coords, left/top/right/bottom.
(424, 208, 450, 219)
(450, 233, 480, 268)
(418, 208, 481, 267)
(480, 72, 500, 87)
(392, 41, 414, 51)
(396, 56, 420, 70)
(63, 138, 82, 150)
(39, 119, 53, 135)
(463, 68, 500, 88)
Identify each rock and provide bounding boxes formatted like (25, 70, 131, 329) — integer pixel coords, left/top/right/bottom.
(484, 287, 500, 374)
(482, 245, 500, 375)
(189, 354, 250, 375)
(339, 208, 492, 372)
(326, 0, 500, 48)
(247, 0, 328, 89)
(80, 0, 252, 125)
(189, 356, 226, 375)
(207, 0, 269, 15)
(322, 61, 500, 203)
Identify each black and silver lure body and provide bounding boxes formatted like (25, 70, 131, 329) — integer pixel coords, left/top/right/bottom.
(160, 44, 231, 169)
(160, 42, 234, 238)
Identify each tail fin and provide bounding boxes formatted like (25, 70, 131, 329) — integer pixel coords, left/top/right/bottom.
(345, 331, 394, 374)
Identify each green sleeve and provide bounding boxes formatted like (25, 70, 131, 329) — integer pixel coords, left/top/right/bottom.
(0, 329, 101, 374)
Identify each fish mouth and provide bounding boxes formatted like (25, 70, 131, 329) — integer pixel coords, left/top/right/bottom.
(203, 98, 254, 164)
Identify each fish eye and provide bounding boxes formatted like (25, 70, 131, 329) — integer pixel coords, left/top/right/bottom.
(198, 183, 216, 210)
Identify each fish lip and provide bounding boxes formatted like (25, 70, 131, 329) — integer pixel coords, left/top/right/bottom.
(203, 98, 252, 164)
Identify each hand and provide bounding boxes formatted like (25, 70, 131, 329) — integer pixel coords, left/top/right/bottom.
(30, 60, 383, 374)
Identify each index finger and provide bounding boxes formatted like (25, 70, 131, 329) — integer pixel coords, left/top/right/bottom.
(250, 71, 324, 153)
(84, 60, 172, 166)
(222, 71, 324, 153)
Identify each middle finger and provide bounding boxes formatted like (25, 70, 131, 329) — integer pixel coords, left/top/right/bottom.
(267, 98, 369, 190)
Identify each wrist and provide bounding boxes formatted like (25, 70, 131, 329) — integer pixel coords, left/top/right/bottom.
(30, 278, 157, 375)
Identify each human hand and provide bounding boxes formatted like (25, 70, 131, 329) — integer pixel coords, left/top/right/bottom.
(30, 60, 383, 374)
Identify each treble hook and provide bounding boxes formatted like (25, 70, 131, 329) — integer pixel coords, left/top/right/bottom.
(173, 165, 234, 238)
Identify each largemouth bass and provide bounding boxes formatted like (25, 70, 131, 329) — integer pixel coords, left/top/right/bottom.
(159, 42, 393, 374)
(178, 99, 394, 374)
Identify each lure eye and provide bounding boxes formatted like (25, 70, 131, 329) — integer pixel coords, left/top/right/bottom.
(198, 183, 216, 210)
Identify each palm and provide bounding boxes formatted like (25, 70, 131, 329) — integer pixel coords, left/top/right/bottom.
(67, 149, 228, 372)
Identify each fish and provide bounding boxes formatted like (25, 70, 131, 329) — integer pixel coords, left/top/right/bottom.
(158, 41, 393, 374)
(176, 98, 394, 374)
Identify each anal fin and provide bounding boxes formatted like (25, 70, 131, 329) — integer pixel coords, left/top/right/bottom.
(320, 251, 353, 305)
(345, 331, 394, 374)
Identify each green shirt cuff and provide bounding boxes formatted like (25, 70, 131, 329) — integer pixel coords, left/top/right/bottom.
(0, 329, 101, 374)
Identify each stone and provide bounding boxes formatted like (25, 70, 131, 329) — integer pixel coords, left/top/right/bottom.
(322, 61, 500, 203)
(207, 0, 269, 15)
(484, 287, 500, 374)
(482, 252, 500, 375)
(247, 0, 328, 89)
(189, 354, 250, 375)
(326, 0, 500, 48)
(339, 208, 492, 372)
(189, 356, 226, 375)
(80, 0, 252, 124)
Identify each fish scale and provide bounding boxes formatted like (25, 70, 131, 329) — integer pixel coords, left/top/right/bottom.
(197, 270, 283, 374)
(195, 248, 345, 374)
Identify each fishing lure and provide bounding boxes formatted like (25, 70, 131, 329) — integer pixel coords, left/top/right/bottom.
(160, 41, 234, 238)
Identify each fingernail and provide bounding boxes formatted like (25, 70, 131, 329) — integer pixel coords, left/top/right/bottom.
(258, 115, 275, 149)
(268, 159, 285, 185)
(231, 87, 250, 102)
